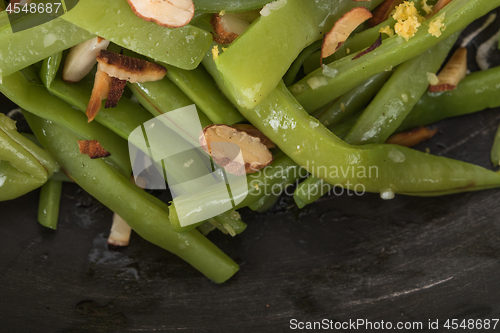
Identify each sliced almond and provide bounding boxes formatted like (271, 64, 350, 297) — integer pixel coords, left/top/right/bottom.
(96, 50, 167, 83)
(86, 64, 113, 122)
(231, 124, 276, 149)
(104, 77, 127, 108)
(429, 47, 467, 92)
(427, 0, 452, 18)
(127, 0, 194, 28)
(62, 37, 110, 83)
(210, 11, 259, 44)
(200, 124, 273, 175)
(78, 140, 111, 159)
(368, 0, 404, 27)
(108, 213, 132, 247)
(321, 7, 373, 61)
(386, 127, 438, 147)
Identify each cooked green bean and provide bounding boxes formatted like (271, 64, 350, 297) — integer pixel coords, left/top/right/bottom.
(24, 111, 239, 283)
(38, 179, 63, 230)
(291, 0, 500, 112)
(344, 32, 459, 145)
(192, 0, 271, 13)
(61, 0, 212, 70)
(283, 40, 322, 87)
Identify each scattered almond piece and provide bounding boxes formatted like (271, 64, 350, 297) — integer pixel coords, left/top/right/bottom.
(200, 124, 273, 175)
(368, 0, 405, 27)
(78, 140, 111, 159)
(427, 0, 452, 18)
(86, 64, 113, 122)
(321, 7, 373, 62)
(127, 0, 194, 28)
(232, 124, 276, 149)
(108, 213, 132, 246)
(104, 77, 127, 108)
(96, 50, 167, 83)
(429, 47, 467, 92)
(386, 127, 438, 147)
(210, 12, 254, 44)
(352, 34, 382, 60)
(63, 37, 110, 83)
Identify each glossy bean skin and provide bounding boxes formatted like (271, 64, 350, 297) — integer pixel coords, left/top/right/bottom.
(24, 111, 239, 283)
(37, 179, 63, 230)
(215, 0, 384, 109)
(61, 0, 212, 70)
(291, 0, 500, 112)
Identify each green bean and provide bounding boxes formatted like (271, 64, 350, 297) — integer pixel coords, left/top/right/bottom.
(283, 40, 322, 87)
(161, 63, 244, 125)
(61, 0, 212, 70)
(491, 126, 500, 167)
(0, 18, 93, 78)
(37, 179, 63, 230)
(213, 211, 247, 236)
(316, 72, 393, 127)
(24, 111, 238, 283)
(398, 66, 500, 132)
(0, 113, 58, 201)
(0, 71, 132, 177)
(214, 0, 384, 109)
(344, 32, 459, 145)
(192, 0, 271, 13)
(40, 51, 62, 88)
(291, 0, 500, 113)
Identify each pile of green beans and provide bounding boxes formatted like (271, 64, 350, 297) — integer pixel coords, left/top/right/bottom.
(2, 0, 500, 283)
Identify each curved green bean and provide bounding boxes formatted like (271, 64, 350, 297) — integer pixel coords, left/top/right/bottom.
(193, 0, 271, 13)
(24, 111, 239, 283)
(38, 179, 63, 230)
(291, 0, 500, 112)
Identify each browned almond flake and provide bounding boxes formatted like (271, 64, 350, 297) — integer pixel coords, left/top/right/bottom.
(352, 34, 382, 60)
(429, 47, 467, 92)
(200, 124, 273, 175)
(96, 50, 167, 83)
(368, 0, 404, 27)
(321, 7, 373, 62)
(386, 127, 438, 147)
(78, 140, 111, 159)
(211, 14, 239, 44)
(86, 65, 113, 122)
(105, 77, 127, 108)
(231, 124, 276, 149)
(127, 0, 194, 28)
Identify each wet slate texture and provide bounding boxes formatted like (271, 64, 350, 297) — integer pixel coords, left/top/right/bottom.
(2, 9, 500, 333)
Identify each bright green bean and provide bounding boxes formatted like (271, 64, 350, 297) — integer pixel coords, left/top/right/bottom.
(0, 18, 93, 78)
(61, 0, 212, 70)
(316, 71, 392, 127)
(192, 0, 271, 13)
(24, 111, 239, 283)
(344, 32, 459, 145)
(491, 125, 500, 167)
(37, 179, 63, 230)
(283, 40, 322, 87)
(291, 0, 500, 112)
(215, 0, 384, 109)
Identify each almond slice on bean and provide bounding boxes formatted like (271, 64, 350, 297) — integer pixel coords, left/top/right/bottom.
(321, 7, 373, 61)
(200, 124, 273, 175)
(63, 37, 110, 83)
(104, 77, 127, 109)
(78, 140, 111, 159)
(210, 11, 259, 44)
(429, 47, 467, 92)
(232, 124, 276, 149)
(386, 127, 438, 147)
(86, 64, 113, 122)
(96, 50, 167, 83)
(127, 0, 194, 28)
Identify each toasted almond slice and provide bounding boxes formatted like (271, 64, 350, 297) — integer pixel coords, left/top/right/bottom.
(321, 7, 373, 61)
(429, 47, 467, 92)
(86, 64, 113, 122)
(427, 0, 452, 18)
(96, 50, 167, 83)
(62, 37, 110, 83)
(232, 124, 276, 149)
(104, 77, 127, 108)
(108, 213, 132, 247)
(386, 127, 438, 147)
(211, 13, 251, 44)
(127, 0, 194, 28)
(352, 34, 382, 60)
(368, 0, 404, 27)
(200, 124, 273, 175)
(78, 140, 111, 159)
